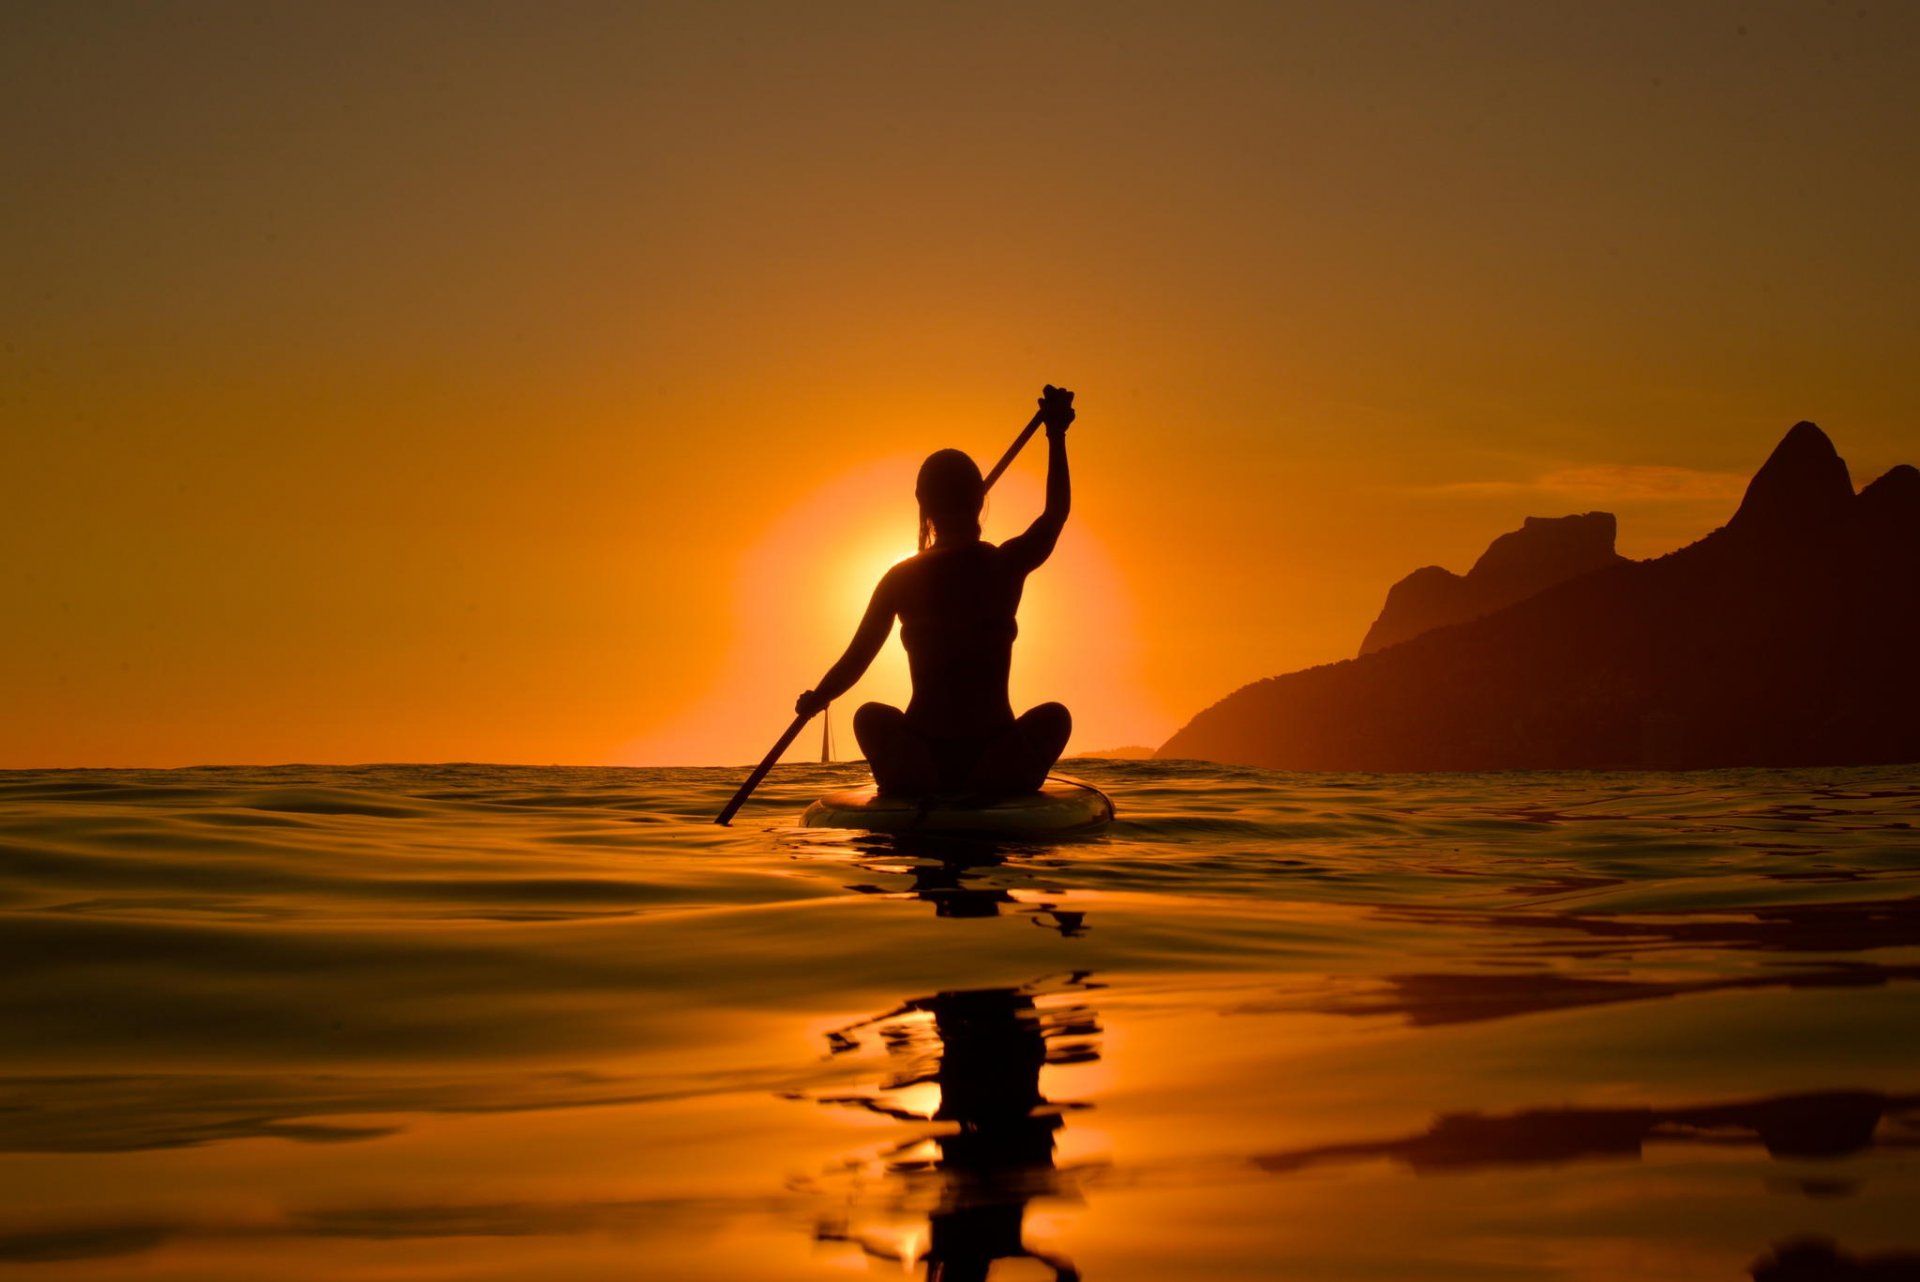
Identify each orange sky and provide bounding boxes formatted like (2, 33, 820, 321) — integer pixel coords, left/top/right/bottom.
(5, 2, 1918, 767)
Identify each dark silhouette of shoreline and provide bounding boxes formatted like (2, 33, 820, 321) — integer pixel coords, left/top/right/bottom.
(1161, 422, 1920, 771)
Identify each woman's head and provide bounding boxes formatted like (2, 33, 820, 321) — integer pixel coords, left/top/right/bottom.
(915, 449, 984, 552)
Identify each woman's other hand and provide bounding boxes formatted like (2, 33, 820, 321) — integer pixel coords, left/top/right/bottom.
(1040, 385, 1075, 436)
(795, 689, 829, 717)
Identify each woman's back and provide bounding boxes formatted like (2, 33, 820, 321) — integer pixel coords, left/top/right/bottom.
(891, 540, 1028, 738)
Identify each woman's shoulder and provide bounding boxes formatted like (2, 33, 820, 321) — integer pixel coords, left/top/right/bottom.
(908, 538, 1003, 561)
(889, 540, 1002, 582)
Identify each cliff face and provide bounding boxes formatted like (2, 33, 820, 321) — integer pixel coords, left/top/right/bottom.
(1160, 423, 1920, 771)
(1360, 512, 1626, 655)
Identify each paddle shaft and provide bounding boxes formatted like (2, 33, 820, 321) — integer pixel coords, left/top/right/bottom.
(712, 710, 812, 826)
(981, 406, 1048, 492)
(713, 405, 1050, 825)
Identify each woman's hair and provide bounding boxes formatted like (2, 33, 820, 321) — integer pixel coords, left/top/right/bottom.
(915, 449, 984, 553)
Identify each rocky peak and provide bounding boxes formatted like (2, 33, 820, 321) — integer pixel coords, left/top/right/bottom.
(1726, 421, 1855, 537)
(1162, 421, 1920, 773)
(1469, 512, 1621, 586)
(1857, 463, 1920, 541)
(1859, 463, 1920, 508)
(1360, 511, 1626, 656)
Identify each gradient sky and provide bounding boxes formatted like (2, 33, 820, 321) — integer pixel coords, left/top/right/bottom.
(5, 1, 1918, 767)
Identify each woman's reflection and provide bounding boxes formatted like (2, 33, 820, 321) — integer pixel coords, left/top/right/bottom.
(813, 976, 1101, 1279)
(838, 834, 1089, 934)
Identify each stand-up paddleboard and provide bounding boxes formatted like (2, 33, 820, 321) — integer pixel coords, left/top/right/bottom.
(802, 773, 1115, 835)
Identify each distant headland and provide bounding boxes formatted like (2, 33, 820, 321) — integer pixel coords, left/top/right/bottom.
(1160, 422, 1920, 771)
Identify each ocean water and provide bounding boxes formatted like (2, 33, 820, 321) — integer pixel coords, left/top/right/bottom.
(2, 760, 1918, 1281)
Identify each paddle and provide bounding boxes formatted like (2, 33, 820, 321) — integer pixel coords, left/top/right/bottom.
(713, 402, 1051, 825)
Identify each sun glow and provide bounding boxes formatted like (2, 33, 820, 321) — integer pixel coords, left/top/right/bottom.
(620, 450, 1172, 766)
(844, 535, 918, 627)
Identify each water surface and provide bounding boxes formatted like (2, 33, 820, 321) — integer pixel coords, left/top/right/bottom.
(2, 761, 1918, 1279)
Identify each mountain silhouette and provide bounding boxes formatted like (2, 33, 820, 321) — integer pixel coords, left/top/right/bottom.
(1360, 511, 1627, 655)
(1161, 423, 1920, 771)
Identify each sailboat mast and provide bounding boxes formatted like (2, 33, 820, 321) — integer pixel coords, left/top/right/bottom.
(820, 702, 832, 763)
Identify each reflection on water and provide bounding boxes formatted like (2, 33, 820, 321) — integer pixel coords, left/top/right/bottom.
(822, 832, 1091, 933)
(1256, 1089, 1920, 1175)
(1275, 955, 1920, 1028)
(1, 761, 1918, 1279)
(808, 976, 1100, 1279)
(1751, 1238, 1920, 1280)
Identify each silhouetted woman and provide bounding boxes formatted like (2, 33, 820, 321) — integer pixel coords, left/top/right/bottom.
(796, 386, 1076, 797)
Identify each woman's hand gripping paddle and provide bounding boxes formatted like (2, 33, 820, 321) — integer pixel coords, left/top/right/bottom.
(713, 390, 1067, 825)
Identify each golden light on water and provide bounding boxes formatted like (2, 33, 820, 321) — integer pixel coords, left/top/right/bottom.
(898, 1228, 924, 1271)
(885, 1081, 942, 1122)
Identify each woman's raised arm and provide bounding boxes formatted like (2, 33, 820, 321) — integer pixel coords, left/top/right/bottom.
(1003, 387, 1074, 572)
